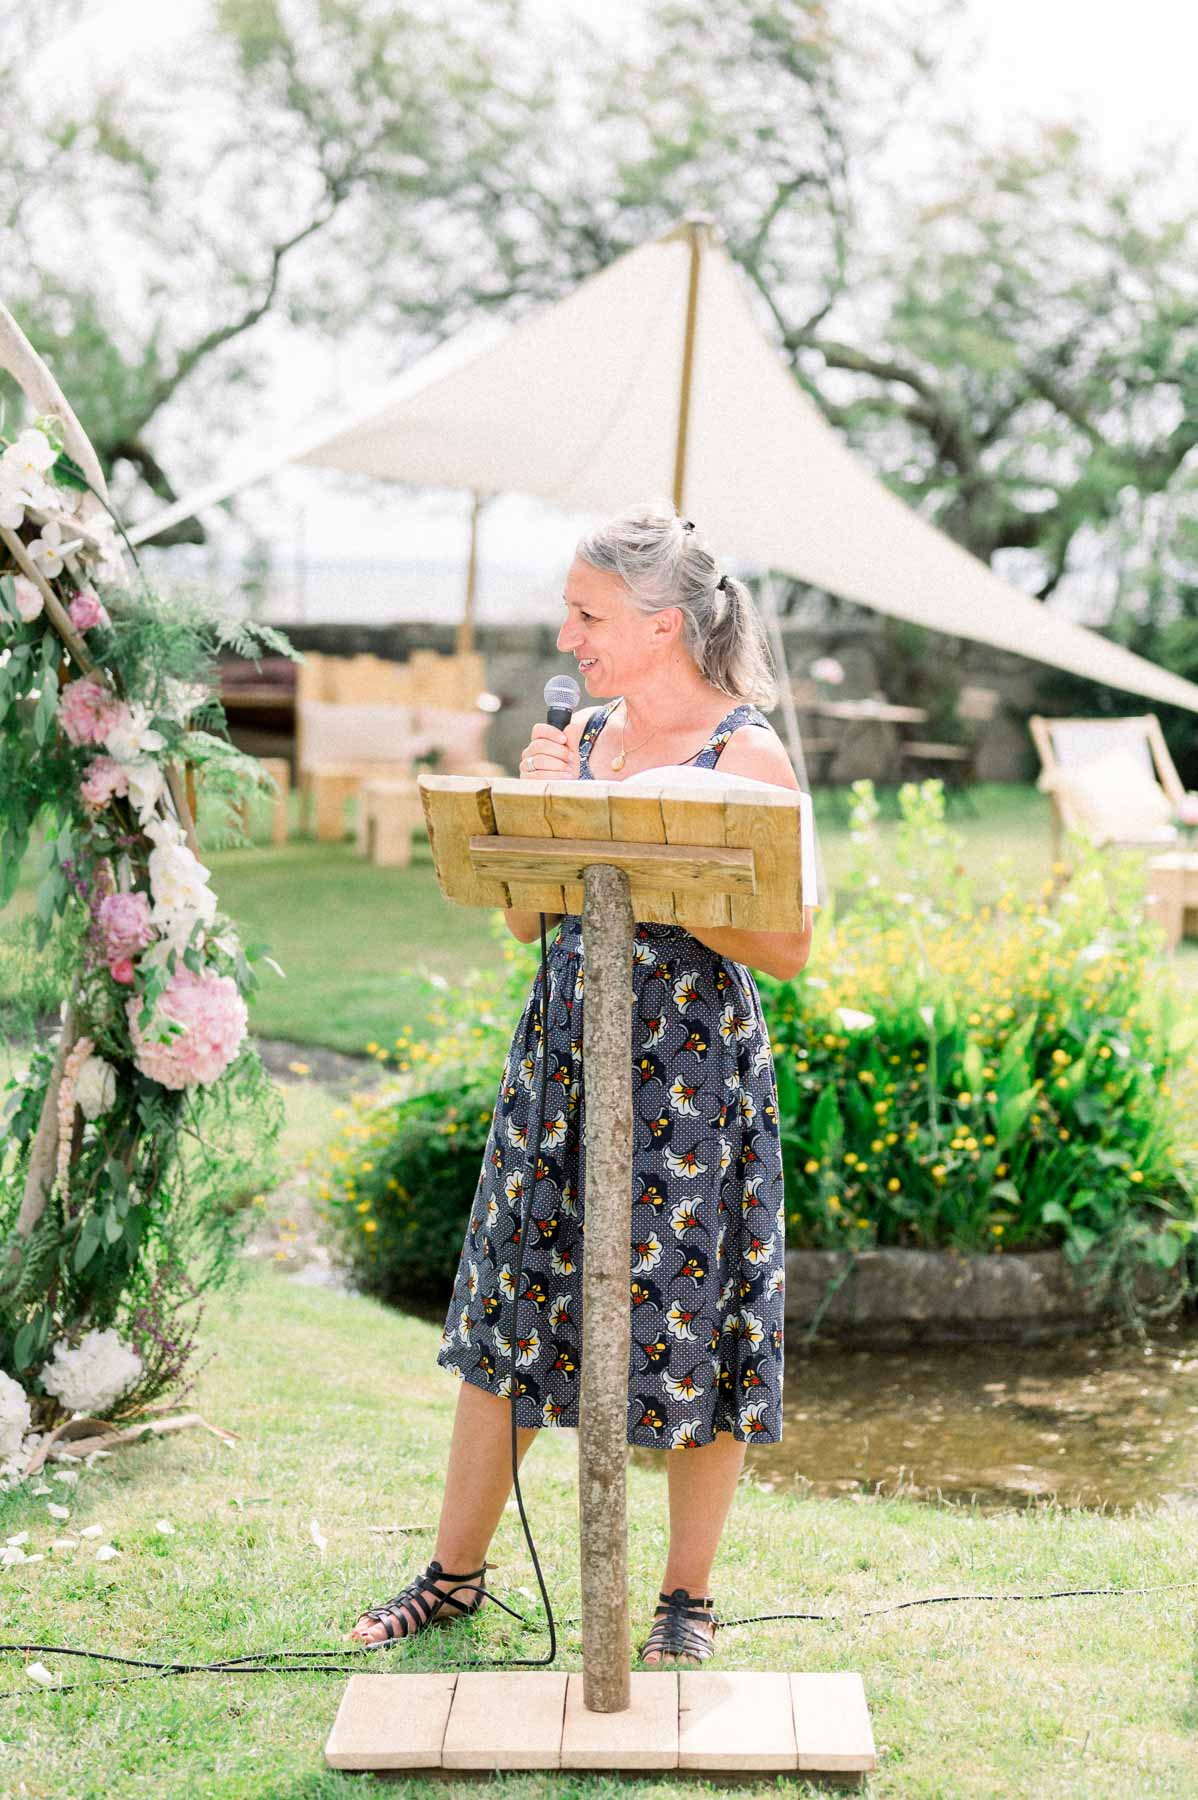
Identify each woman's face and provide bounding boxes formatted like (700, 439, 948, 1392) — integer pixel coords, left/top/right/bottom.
(556, 558, 679, 697)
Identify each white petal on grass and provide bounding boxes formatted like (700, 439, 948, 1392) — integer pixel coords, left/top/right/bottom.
(309, 1518, 328, 1556)
(25, 1662, 59, 1687)
(6, 1532, 29, 1547)
(1, 1545, 28, 1566)
(79, 1524, 104, 1539)
(47, 1503, 70, 1521)
(52, 1470, 78, 1486)
(30, 1483, 51, 1496)
(154, 1519, 176, 1535)
(51, 1538, 78, 1551)
(94, 1544, 119, 1562)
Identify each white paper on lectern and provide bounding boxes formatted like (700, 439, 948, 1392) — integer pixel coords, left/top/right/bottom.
(619, 765, 819, 908)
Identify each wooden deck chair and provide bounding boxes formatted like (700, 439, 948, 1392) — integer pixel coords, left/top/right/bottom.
(1029, 713, 1198, 861)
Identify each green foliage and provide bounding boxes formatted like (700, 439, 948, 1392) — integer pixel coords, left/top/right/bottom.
(318, 1076, 496, 1305)
(760, 781, 1198, 1321)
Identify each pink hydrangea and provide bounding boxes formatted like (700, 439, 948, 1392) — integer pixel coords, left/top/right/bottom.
(79, 756, 130, 810)
(59, 674, 122, 748)
(97, 891, 154, 963)
(126, 967, 248, 1090)
(68, 588, 110, 632)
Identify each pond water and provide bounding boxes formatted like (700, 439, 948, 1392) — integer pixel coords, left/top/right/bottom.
(732, 1321, 1198, 1513)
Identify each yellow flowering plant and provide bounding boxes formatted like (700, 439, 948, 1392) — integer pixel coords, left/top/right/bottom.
(760, 780, 1198, 1323)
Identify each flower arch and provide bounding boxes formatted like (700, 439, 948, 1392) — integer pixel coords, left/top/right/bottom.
(0, 303, 287, 1482)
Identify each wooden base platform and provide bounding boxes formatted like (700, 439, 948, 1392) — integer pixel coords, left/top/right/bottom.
(325, 1670, 877, 1779)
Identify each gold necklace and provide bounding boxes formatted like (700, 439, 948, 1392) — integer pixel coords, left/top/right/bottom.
(609, 699, 663, 772)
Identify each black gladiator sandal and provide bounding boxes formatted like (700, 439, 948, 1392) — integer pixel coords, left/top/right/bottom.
(638, 1587, 718, 1665)
(354, 1558, 488, 1647)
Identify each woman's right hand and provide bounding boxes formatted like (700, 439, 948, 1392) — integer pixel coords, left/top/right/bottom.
(518, 722, 579, 781)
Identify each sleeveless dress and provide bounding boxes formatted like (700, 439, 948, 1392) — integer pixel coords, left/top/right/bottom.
(436, 700, 787, 1447)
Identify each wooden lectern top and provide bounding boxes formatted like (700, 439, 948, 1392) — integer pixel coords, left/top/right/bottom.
(418, 773, 806, 932)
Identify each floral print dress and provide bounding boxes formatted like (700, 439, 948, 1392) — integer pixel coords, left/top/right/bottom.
(436, 699, 787, 1448)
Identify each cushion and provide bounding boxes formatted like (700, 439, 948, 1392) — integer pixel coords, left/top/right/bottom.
(1050, 744, 1177, 845)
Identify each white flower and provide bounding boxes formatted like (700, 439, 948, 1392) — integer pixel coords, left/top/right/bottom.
(79, 1524, 104, 1539)
(836, 1007, 876, 1033)
(664, 1146, 707, 1179)
(39, 1328, 141, 1417)
(515, 1329, 541, 1368)
(669, 1201, 701, 1237)
(632, 1235, 663, 1274)
(125, 760, 166, 825)
(152, 890, 217, 951)
(809, 656, 845, 685)
(148, 841, 212, 915)
(670, 1420, 702, 1449)
(0, 1370, 31, 1477)
(161, 679, 209, 723)
(673, 970, 702, 1012)
(12, 576, 43, 623)
(669, 1077, 700, 1117)
(143, 815, 184, 849)
(94, 1543, 120, 1562)
(665, 1301, 698, 1341)
(47, 1502, 70, 1521)
(738, 1400, 770, 1437)
(74, 1055, 117, 1122)
(104, 703, 165, 764)
(0, 475, 29, 531)
(26, 519, 69, 579)
(3, 428, 56, 480)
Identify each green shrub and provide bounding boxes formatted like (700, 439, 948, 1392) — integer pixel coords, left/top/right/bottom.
(316, 948, 525, 1302)
(761, 781, 1198, 1311)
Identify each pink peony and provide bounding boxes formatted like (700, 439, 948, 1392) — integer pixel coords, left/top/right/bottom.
(13, 576, 43, 623)
(126, 967, 248, 1090)
(68, 588, 110, 632)
(79, 755, 130, 809)
(59, 674, 122, 748)
(109, 958, 135, 985)
(98, 891, 154, 963)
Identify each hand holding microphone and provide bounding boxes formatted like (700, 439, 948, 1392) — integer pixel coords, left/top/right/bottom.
(519, 674, 581, 780)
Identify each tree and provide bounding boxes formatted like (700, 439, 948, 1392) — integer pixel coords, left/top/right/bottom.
(0, 0, 553, 535)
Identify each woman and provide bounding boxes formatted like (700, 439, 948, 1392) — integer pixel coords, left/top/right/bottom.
(351, 502, 813, 1665)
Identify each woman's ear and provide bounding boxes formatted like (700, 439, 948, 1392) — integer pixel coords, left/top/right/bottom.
(651, 606, 684, 650)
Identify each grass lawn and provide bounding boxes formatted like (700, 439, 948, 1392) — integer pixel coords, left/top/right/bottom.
(4, 783, 1196, 1053)
(0, 1267, 1194, 1799)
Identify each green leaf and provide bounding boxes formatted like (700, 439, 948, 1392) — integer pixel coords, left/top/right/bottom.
(809, 1085, 843, 1157)
(995, 1087, 1037, 1142)
(1040, 1200, 1070, 1227)
(51, 450, 90, 493)
(12, 1319, 38, 1370)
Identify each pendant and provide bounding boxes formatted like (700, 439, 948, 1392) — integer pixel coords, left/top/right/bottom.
(611, 751, 626, 771)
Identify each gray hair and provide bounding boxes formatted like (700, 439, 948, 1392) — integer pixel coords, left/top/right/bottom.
(575, 499, 778, 709)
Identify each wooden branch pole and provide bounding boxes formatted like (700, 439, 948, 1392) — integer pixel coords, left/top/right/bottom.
(367, 775, 877, 1781)
(578, 861, 635, 1711)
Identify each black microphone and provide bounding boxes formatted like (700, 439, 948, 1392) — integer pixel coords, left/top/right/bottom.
(544, 673, 580, 732)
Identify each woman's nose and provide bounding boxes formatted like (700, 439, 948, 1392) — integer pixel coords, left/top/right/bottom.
(557, 619, 579, 651)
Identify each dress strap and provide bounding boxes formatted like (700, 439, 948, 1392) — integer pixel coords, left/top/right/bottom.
(691, 703, 772, 769)
(577, 700, 621, 779)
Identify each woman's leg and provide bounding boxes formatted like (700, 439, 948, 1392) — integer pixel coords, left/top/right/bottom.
(352, 1380, 538, 1641)
(641, 1432, 746, 1665)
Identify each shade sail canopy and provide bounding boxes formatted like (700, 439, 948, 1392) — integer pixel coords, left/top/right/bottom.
(133, 221, 1198, 714)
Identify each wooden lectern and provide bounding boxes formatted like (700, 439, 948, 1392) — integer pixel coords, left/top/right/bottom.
(325, 773, 876, 1781)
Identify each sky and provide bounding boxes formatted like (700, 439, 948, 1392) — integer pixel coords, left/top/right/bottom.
(30, 0, 1198, 621)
